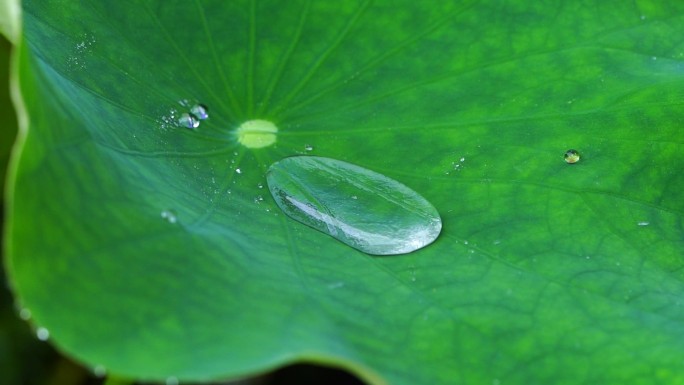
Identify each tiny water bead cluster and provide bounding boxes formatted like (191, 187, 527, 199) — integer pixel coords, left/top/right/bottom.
(177, 101, 209, 129)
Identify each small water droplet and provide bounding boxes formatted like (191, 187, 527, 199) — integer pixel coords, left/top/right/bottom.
(254, 195, 264, 204)
(161, 210, 177, 224)
(190, 104, 209, 120)
(36, 327, 50, 341)
(235, 168, 242, 174)
(351, 195, 358, 200)
(178, 113, 200, 129)
(92, 365, 107, 378)
(564, 149, 580, 164)
(459, 157, 465, 162)
(19, 308, 31, 320)
(304, 144, 314, 151)
(257, 183, 264, 189)
(640, 14, 646, 20)
(637, 221, 650, 226)
(266, 156, 442, 255)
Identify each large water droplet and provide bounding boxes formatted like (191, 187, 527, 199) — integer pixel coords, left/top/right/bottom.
(266, 156, 442, 255)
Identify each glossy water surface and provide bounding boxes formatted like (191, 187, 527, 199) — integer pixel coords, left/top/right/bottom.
(266, 156, 442, 255)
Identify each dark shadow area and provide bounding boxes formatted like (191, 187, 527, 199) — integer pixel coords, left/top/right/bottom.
(264, 363, 367, 385)
(138, 363, 368, 385)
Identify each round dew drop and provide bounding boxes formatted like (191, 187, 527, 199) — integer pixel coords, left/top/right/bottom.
(36, 327, 50, 341)
(564, 149, 580, 164)
(190, 104, 209, 120)
(19, 308, 31, 320)
(92, 365, 107, 378)
(266, 156, 442, 255)
(178, 113, 199, 129)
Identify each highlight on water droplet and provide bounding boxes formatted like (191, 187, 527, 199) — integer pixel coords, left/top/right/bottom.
(304, 144, 314, 152)
(190, 104, 209, 120)
(266, 156, 442, 255)
(236, 119, 278, 149)
(178, 113, 199, 129)
(564, 149, 580, 164)
(161, 209, 177, 224)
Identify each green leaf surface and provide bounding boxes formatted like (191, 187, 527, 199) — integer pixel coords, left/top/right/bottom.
(0, 35, 17, 190)
(6, 1, 684, 384)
